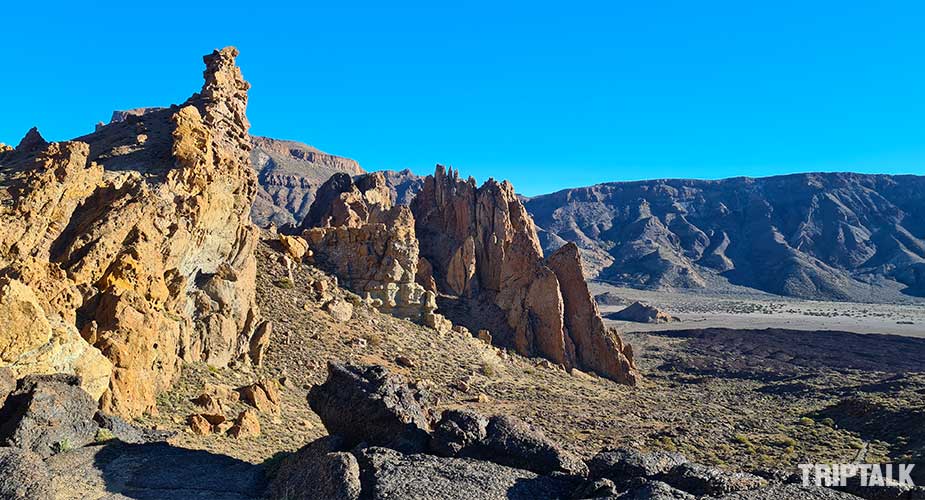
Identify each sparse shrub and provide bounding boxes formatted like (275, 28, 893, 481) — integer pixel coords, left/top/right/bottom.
(361, 332, 383, 347)
(95, 428, 115, 443)
(274, 278, 295, 289)
(733, 434, 752, 446)
(820, 418, 835, 428)
(658, 436, 677, 452)
(799, 417, 815, 427)
(480, 361, 499, 378)
(53, 439, 73, 453)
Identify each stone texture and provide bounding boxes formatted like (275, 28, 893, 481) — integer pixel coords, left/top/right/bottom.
(355, 446, 576, 500)
(657, 463, 766, 496)
(609, 301, 680, 324)
(229, 408, 261, 438)
(0, 277, 112, 400)
(0, 374, 98, 457)
(411, 165, 638, 384)
(549, 243, 641, 385)
(430, 409, 489, 457)
(300, 172, 441, 323)
(0, 447, 52, 500)
(0, 47, 262, 418)
(267, 435, 361, 500)
(307, 362, 434, 453)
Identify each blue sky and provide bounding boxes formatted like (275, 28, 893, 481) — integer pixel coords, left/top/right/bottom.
(2, 1, 924, 196)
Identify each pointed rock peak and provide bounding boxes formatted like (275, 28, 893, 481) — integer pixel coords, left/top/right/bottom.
(199, 46, 250, 103)
(16, 127, 47, 153)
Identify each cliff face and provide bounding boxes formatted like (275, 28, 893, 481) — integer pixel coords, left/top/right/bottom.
(409, 166, 639, 384)
(526, 173, 925, 301)
(0, 47, 261, 417)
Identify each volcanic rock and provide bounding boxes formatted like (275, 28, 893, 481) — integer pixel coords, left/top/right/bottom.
(355, 446, 576, 500)
(609, 301, 679, 324)
(267, 435, 361, 500)
(0, 374, 98, 457)
(410, 165, 638, 384)
(548, 243, 640, 384)
(229, 408, 261, 438)
(0, 47, 262, 417)
(307, 362, 434, 453)
(300, 172, 440, 323)
(0, 447, 52, 500)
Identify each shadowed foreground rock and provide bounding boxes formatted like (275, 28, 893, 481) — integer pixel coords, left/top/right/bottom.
(269, 362, 865, 499)
(0, 374, 97, 457)
(307, 362, 435, 453)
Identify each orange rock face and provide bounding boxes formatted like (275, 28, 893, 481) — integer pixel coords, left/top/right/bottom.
(0, 47, 262, 417)
(411, 166, 639, 385)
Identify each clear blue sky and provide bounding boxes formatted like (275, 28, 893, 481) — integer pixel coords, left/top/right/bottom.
(2, 1, 924, 196)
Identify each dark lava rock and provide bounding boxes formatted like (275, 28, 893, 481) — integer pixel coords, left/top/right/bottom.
(308, 362, 434, 453)
(94, 412, 175, 444)
(356, 446, 576, 500)
(480, 415, 589, 476)
(656, 463, 765, 496)
(588, 448, 688, 486)
(430, 409, 489, 457)
(715, 482, 862, 499)
(267, 435, 361, 500)
(0, 374, 98, 457)
(617, 480, 694, 499)
(0, 447, 52, 500)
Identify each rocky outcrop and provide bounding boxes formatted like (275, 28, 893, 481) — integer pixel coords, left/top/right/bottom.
(307, 362, 435, 453)
(525, 173, 925, 301)
(0, 47, 261, 417)
(299, 172, 441, 323)
(609, 301, 680, 324)
(549, 243, 640, 384)
(267, 362, 853, 499)
(411, 166, 639, 384)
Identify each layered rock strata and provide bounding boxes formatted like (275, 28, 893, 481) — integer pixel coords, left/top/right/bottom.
(0, 47, 261, 417)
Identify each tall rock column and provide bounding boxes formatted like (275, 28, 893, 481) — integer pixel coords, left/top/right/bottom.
(0, 47, 262, 417)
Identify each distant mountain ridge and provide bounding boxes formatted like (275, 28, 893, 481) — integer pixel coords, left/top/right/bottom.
(525, 172, 925, 301)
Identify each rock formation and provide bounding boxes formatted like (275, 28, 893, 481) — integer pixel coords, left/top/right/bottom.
(299, 172, 442, 324)
(0, 47, 261, 417)
(410, 166, 640, 384)
(608, 301, 680, 324)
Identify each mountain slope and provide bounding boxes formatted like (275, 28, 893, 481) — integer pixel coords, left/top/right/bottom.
(525, 172, 925, 301)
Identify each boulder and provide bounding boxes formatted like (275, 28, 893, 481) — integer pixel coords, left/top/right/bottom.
(267, 436, 361, 500)
(229, 409, 261, 438)
(617, 479, 695, 499)
(0, 374, 98, 457)
(324, 299, 354, 322)
(0, 447, 52, 500)
(279, 234, 309, 261)
(430, 409, 489, 457)
(0, 277, 112, 400)
(355, 446, 576, 500)
(656, 463, 766, 496)
(307, 362, 434, 453)
(588, 448, 689, 487)
(480, 415, 588, 476)
(609, 301, 679, 324)
(430, 409, 586, 476)
(249, 320, 273, 366)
